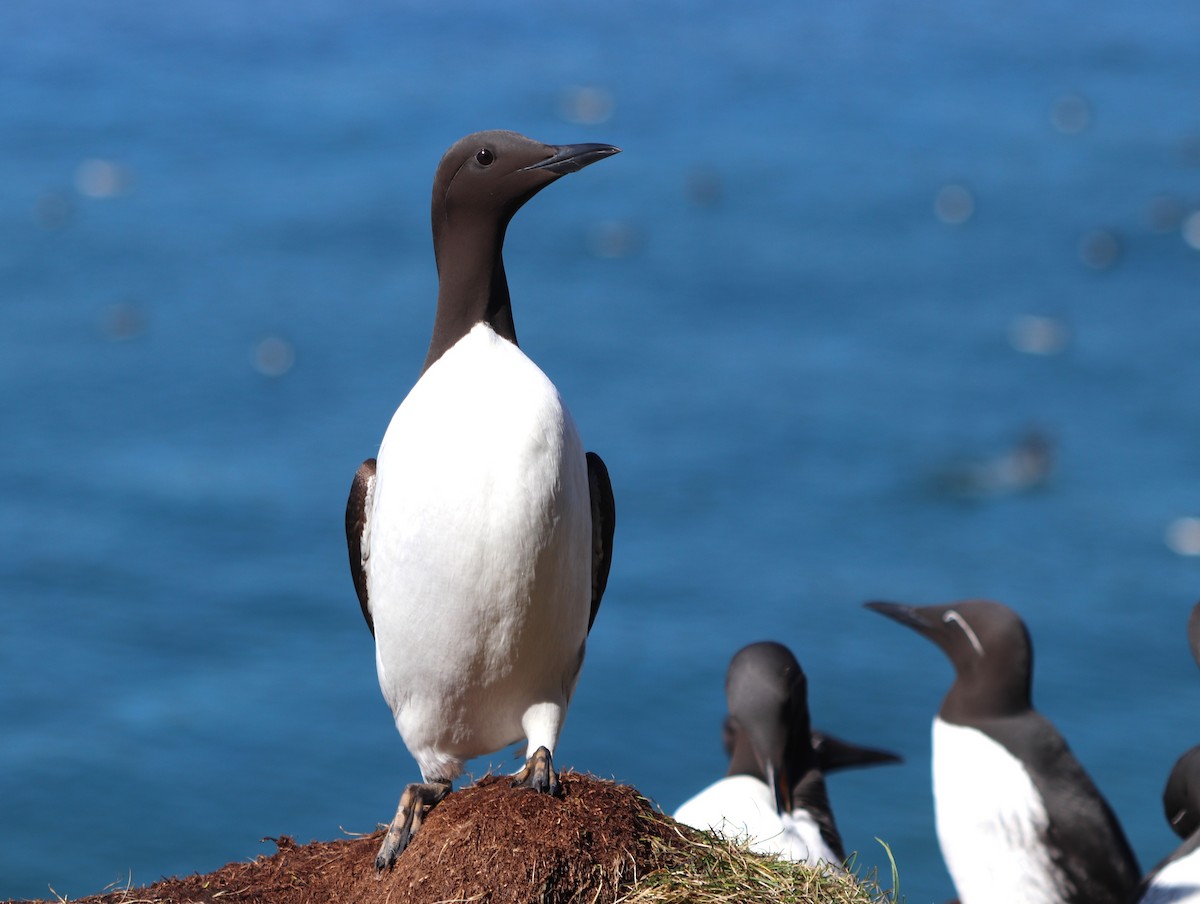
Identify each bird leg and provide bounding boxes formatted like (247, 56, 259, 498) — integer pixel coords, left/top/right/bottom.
(375, 778, 452, 870)
(512, 745, 560, 796)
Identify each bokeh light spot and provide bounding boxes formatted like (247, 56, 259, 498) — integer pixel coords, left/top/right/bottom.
(684, 167, 723, 207)
(75, 158, 134, 199)
(1182, 211, 1200, 251)
(934, 183, 974, 225)
(100, 301, 147, 341)
(254, 336, 295, 377)
(557, 86, 615, 126)
(1051, 93, 1092, 135)
(1078, 229, 1120, 269)
(587, 220, 637, 259)
(1009, 315, 1068, 355)
(1147, 195, 1185, 233)
(1166, 517, 1200, 557)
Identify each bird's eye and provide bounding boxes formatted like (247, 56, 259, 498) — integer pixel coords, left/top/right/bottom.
(475, 148, 495, 166)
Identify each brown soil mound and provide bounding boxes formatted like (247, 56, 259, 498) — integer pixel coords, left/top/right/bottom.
(14, 773, 684, 904)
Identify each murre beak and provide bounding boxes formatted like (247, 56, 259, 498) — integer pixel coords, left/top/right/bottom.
(744, 717, 793, 815)
(522, 143, 621, 175)
(728, 713, 794, 815)
(864, 600, 935, 636)
(765, 756, 794, 816)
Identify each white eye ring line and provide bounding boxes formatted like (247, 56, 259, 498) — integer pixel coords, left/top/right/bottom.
(943, 609, 985, 657)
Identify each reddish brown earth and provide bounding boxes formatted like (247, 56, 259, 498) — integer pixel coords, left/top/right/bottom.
(8, 773, 685, 904)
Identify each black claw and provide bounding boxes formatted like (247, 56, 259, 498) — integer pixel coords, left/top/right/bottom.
(513, 746, 561, 796)
(374, 779, 450, 870)
(375, 827, 410, 871)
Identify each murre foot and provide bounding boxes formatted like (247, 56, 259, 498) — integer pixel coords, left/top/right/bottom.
(375, 778, 451, 871)
(512, 745, 560, 796)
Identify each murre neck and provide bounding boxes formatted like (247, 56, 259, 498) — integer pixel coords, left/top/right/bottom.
(424, 215, 516, 374)
(417, 132, 619, 376)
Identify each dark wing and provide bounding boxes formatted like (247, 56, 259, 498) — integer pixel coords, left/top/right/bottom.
(585, 451, 615, 633)
(345, 458, 376, 637)
(998, 712, 1141, 904)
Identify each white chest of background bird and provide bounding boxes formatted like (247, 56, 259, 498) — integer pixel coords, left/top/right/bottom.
(1138, 851, 1200, 904)
(932, 718, 1067, 904)
(675, 773, 841, 865)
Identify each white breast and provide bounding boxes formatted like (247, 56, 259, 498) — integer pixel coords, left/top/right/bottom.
(1138, 847, 1200, 904)
(932, 718, 1068, 904)
(675, 774, 840, 866)
(366, 323, 592, 780)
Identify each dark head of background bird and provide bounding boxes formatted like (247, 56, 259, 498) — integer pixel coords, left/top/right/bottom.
(724, 641, 814, 815)
(865, 599, 1034, 723)
(1163, 746, 1200, 841)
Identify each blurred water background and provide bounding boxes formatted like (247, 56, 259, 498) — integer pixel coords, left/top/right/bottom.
(4, 1, 1200, 901)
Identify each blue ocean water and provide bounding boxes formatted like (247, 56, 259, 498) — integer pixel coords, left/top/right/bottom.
(4, 1, 1200, 900)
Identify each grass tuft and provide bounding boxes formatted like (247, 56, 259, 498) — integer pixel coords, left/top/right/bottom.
(620, 821, 901, 904)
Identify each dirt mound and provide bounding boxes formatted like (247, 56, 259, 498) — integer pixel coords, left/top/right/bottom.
(18, 773, 684, 904)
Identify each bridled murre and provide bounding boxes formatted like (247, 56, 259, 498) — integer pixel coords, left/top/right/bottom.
(345, 130, 618, 870)
(865, 599, 1139, 904)
(674, 641, 900, 866)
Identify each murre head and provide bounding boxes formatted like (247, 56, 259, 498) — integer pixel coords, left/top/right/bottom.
(422, 130, 619, 374)
(431, 130, 619, 246)
(1164, 746, 1200, 841)
(724, 641, 813, 815)
(864, 599, 1033, 723)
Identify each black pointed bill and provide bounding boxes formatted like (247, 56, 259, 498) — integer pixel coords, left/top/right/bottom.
(522, 143, 621, 175)
(811, 730, 902, 773)
(765, 759, 793, 816)
(864, 600, 935, 635)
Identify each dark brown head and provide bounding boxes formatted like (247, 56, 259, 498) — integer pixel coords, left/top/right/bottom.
(724, 641, 813, 814)
(422, 130, 619, 373)
(430, 129, 619, 252)
(1164, 745, 1200, 841)
(865, 599, 1034, 723)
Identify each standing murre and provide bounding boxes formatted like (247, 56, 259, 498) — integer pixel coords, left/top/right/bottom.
(674, 641, 900, 866)
(345, 130, 618, 870)
(865, 599, 1139, 904)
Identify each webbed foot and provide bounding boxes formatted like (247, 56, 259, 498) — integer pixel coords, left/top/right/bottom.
(375, 778, 451, 870)
(512, 745, 560, 796)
